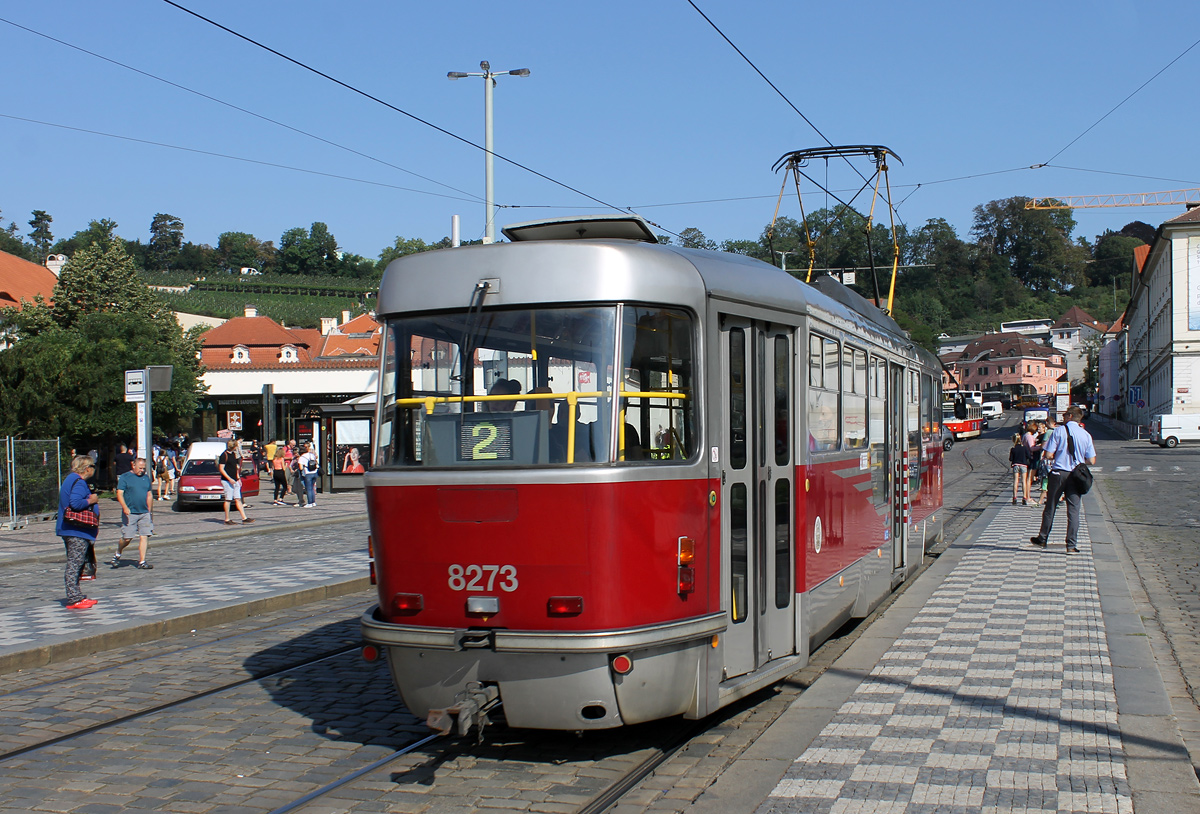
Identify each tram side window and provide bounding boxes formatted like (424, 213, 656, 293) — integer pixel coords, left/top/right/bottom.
(619, 307, 696, 464)
(808, 335, 839, 452)
(843, 347, 867, 449)
(774, 336, 790, 467)
(730, 483, 748, 623)
(868, 356, 886, 508)
(920, 374, 934, 440)
(908, 370, 921, 499)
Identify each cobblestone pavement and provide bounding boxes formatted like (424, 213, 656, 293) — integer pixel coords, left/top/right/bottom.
(1089, 430, 1200, 774)
(757, 497, 1130, 813)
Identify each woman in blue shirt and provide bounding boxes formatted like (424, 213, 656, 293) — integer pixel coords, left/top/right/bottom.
(57, 455, 100, 609)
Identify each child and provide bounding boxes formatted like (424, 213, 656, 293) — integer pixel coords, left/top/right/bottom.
(1009, 433, 1031, 505)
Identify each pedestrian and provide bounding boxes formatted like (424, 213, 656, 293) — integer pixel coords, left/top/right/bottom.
(1030, 405, 1096, 555)
(219, 439, 255, 526)
(297, 442, 319, 508)
(113, 443, 134, 478)
(156, 450, 176, 500)
(271, 446, 289, 505)
(1009, 433, 1030, 505)
(58, 455, 101, 608)
(283, 440, 297, 498)
(112, 457, 155, 569)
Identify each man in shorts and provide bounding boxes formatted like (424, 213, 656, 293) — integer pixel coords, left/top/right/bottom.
(112, 457, 154, 569)
(219, 439, 255, 526)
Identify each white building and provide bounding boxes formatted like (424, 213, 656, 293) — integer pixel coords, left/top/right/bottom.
(1123, 207, 1200, 423)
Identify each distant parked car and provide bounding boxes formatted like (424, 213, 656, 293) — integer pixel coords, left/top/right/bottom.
(939, 425, 955, 451)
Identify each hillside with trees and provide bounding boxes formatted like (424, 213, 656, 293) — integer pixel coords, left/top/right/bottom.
(0, 199, 1145, 343)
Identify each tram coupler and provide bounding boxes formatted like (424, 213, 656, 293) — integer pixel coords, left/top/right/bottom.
(426, 684, 500, 742)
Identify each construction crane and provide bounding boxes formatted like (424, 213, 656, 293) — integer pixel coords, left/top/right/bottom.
(1025, 188, 1200, 209)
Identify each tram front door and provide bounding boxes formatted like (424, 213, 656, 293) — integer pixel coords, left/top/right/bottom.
(718, 315, 795, 681)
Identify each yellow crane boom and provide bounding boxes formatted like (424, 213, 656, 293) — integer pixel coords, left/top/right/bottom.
(1026, 188, 1200, 209)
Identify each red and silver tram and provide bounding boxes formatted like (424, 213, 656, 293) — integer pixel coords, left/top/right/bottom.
(942, 399, 983, 441)
(361, 215, 944, 732)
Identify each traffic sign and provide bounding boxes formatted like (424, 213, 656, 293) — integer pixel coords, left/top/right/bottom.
(124, 369, 146, 403)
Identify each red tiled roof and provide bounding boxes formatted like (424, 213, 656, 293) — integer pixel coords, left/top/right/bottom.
(954, 332, 1062, 363)
(0, 250, 57, 311)
(1052, 305, 1103, 331)
(319, 335, 379, 357)
(1132, 244, 1150, 274)
(339, 312, 380, 333)
(201, 316, 310, 348)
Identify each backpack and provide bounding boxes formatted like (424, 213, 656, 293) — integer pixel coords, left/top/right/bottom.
(304, 455, 318, 473)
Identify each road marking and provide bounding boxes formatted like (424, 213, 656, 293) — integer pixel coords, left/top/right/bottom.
(1115, 466, 1131, 472)
(1173, 466, 1183, 471)
(1143, 466, 1155, 471)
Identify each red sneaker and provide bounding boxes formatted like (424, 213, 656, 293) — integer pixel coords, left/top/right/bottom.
(66, 598, 98, 609)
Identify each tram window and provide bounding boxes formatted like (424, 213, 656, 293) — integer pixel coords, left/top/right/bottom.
(729, 328, 747, 470)
(808, 335, 839, 453)
(378, 306, 617, 467)
(774, 479, 791, 609)
(620, 307, 697, 464)
(808, 335, 821, 388)
(853, 349, 868, 395)
(920, 375, 934, 438)
(730, 483, 748, 623)
(844, 393, 867, 449)
(774, 336, 790, 467)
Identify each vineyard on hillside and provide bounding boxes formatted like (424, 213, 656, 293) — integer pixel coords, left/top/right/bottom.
(141, 272, 376, 328)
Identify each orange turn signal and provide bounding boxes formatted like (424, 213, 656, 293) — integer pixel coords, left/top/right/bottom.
(678, 536, 695, 565)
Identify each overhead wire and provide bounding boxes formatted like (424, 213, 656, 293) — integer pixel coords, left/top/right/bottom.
(0, 15, 484, 204)
(1043, 33, 1200, 165)
(0, 113, 480, 202)
(158, 0, 685, 239)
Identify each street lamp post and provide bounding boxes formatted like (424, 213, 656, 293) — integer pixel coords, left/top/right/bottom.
(448, 61, 530, 244)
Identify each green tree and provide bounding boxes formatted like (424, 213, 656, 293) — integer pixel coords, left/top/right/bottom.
(175, 242, 221, 275)
(0, 240, 206, 447)
(377, 235, 432, 273)
(678, 227, 717, 251)
(1091, 230, 1145, 288)
(51, 219, 119, 257)
(970, 197, 1087, 292)
(28, 210, 53, 260)
(147, 213, 185, 271)
(278, 223, 339, 276)
(217, 231, 272, 273)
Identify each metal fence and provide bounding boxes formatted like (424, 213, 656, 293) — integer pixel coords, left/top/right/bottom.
(1, 438, 62, 530)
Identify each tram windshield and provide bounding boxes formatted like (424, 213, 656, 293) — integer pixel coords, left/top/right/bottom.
(374, 305, 696, 467)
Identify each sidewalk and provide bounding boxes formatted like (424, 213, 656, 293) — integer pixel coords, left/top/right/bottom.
(694, 490, 1200, 813)
(0, 488, 367, 566)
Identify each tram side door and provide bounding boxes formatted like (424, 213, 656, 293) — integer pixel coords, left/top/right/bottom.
(719, 315, 795, 680)
(887, 363, 908, 570)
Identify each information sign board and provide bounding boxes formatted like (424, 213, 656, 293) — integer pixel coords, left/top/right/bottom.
(124, 369, 146, 403)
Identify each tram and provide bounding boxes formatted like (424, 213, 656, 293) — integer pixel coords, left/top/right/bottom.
(360, 215, 945, 733)
(942, 399, 983, 441)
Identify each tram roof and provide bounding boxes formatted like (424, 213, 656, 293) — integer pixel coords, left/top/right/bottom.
(377, 238, 925, 360)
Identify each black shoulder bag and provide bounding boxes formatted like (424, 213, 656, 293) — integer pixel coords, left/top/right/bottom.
(1066, 430, 1093, 494)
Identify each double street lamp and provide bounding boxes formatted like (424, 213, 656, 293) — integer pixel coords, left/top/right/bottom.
(448, 61, 530, 244)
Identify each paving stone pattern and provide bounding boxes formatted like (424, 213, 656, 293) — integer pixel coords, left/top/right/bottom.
(0, 552, 368, 650)
(757, 497, 1131, 814)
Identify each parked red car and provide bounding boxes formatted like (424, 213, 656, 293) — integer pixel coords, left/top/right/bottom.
(176, 441, 260, 509)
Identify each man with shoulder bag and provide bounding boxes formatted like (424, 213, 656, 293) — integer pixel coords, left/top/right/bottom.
(1030, 405, 1096, 554)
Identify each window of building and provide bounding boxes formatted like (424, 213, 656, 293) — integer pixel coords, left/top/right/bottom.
(232, 345, 250, 364)
(279, 345, 299, 363)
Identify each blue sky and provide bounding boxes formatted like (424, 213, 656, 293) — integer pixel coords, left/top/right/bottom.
(2, 0, 1198, 260)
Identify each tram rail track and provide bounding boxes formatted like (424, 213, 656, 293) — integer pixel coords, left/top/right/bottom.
(0, 644, 359, 763)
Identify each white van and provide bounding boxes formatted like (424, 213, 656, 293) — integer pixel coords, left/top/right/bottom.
(981, 401, 1003, 419)
(1150, 414, 1200, 448)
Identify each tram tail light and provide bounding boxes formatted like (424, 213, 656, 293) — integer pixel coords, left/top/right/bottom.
(361, 644, 380, 662)
(367, 535, 376, 585)
(610, 654, 633, 675)
(547, 596, 584, 616)
(677, 537, 696, 594)
(391, 593, 423, 615)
